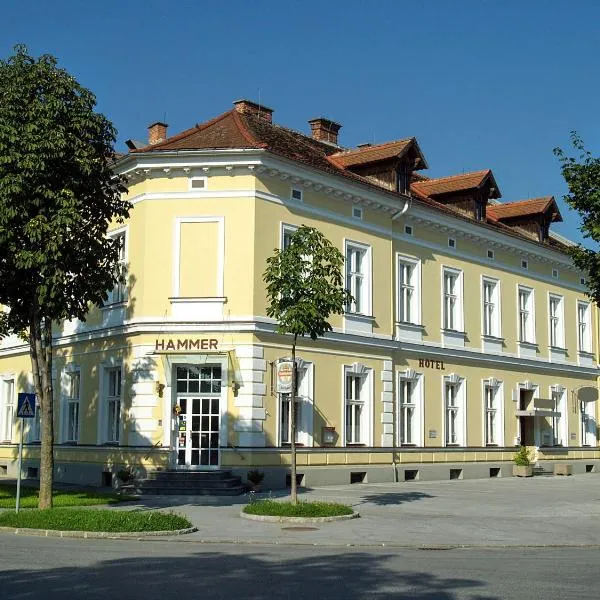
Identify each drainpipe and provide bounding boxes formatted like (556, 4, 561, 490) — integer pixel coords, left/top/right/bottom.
(390, 194, 412, 483)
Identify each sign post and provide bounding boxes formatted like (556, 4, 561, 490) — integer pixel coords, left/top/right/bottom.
(15, 393, 36, 514)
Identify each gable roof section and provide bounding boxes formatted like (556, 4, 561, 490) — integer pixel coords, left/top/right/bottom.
(329, 138, 427, 169)
(411, 169, 499, 198)
(487, 196, 562, 222)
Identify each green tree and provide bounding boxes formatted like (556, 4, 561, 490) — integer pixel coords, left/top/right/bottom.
(0, 46, 130, 508)
(554, 133, 600, 303)
(263, 225, 352, 503)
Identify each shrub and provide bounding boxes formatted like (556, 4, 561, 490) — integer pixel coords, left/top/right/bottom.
(514, 446, 531, 466)
(247, 469, 265, 485)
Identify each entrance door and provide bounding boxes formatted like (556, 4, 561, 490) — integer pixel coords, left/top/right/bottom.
(175, 365, 222, 468)
(519, 389, 535, 446)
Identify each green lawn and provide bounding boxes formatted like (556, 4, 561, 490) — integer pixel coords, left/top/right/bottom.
(243, 499, 353, 518)
(0, 508, 191, 532)
(0, 483, 136, 509)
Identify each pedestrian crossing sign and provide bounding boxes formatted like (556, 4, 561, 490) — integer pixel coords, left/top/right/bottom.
(17, 393, 36, 419)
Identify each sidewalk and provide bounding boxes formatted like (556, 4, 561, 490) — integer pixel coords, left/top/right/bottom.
(113, 474, 600, 548)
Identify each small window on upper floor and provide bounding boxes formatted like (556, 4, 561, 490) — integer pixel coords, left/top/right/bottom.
(448, 238, 456, 249)
(291, 188, 303, 202)
(552, 268, 559, 279)
(189, 176, 207, 190)
(487, 249, 495, 260)
(352, 206, 363, 220)
(521, 259, 529, 270)
(580, 277, 586, 286)
(405, 225, 413, 236)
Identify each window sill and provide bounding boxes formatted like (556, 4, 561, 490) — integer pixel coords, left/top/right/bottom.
(100, 301, 127, 311)
(441, 329, 466, 349)
(481, 334, 504, 342)
(396, 322, 424, 343)
(518, 340, 538, 359)
(62, 442, 79, 446)
(344, 312, 374, 320)
(346, 443, 367, 447)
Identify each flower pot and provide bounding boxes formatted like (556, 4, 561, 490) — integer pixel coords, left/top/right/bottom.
(513, 465, 533, 477)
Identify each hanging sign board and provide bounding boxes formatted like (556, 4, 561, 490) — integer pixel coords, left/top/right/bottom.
(275, 359, 295, 394)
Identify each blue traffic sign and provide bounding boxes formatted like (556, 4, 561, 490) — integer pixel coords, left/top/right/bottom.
(17, 393, 36, 419)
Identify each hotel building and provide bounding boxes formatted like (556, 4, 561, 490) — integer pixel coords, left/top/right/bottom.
(0, 99, 598, 489)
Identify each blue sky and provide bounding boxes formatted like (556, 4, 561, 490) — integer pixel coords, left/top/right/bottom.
(2, 0, 599, 243)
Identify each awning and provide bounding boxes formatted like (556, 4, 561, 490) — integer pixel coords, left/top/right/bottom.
(515, 409, 561, 418)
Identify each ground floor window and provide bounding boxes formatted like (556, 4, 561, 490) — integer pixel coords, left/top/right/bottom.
(65, 372, 80, 443)
(484, 380, 502, 446)
(551, 386, 567, 446)
(444, 375, 465, 446)
(397, 370, 422, 446)
(344, 364, 371, 446)
(581, 400, 597, 447)
(106, 367, 122, 443)
(1, 378, 14, 442)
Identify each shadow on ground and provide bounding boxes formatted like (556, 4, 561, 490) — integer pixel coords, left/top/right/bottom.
(357, 491, 435, 506)
(0, 548, 497, 600)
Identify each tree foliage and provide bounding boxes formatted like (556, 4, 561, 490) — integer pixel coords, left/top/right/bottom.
(554, 133, 600, 303)
(264, 225, 352, 340)
(263, 225, 352, 503)
(0, 45, 131, 508)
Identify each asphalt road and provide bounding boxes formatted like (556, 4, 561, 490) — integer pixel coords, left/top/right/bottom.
(1, 536, 598, 599)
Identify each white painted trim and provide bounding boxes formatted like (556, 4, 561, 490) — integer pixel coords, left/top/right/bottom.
(547, 292, 565, 350)
(397, 369, 424, 446)
(517, 284, 536, 344)
(188, 176, 208, 191)
(482, 378, 504, 447)
(481, 275, 501, 339)
(442, 373, 467, 447)
(396, 252, 422, 326)
(344, 238, 372, 317)
(172, 216, 225, 298)
(441, 265, 464, 333)
(342, 364, 373, 446)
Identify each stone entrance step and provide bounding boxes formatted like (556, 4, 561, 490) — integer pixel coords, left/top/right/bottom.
(128, 469, 245, 496)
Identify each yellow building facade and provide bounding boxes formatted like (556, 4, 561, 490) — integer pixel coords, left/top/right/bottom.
(0, 100, 598, 488)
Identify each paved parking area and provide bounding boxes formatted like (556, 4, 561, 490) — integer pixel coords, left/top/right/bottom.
(118, 473, 600, 548)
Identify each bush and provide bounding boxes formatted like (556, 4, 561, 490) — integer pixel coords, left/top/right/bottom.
(247, 469, 265, 485)
(514, 446, 531, 466)
(0, 508, 191, 532)
(243, 499, 353, 518)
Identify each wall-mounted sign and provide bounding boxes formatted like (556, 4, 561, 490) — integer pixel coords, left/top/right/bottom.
(418, 358, 446, 370)
(428, 429, 438, 439)
(275, 359, 295, 394)
(155, 338, 218, 352)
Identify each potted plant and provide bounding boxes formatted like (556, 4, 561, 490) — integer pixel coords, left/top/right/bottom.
(116, 466, 137, 491)
(513, 446, 533, 477)
(247, 469, 265, 492)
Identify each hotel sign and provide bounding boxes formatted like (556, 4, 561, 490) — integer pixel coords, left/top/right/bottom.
(418, 358, 446, 370)
(155, 338, 219, 352)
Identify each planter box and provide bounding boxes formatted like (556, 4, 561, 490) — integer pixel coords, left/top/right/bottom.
(554, 463, 573, 476)
(513, 465, 533, 477)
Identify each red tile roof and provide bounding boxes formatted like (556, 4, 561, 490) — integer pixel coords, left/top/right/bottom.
(329, 139, 424, 169)
(487, 197, 562, 222)
(411, 170, 497, 197)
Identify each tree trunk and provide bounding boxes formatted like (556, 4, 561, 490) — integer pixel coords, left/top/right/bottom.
(29, 317, 54, 509)
(290, 334, 298, 505)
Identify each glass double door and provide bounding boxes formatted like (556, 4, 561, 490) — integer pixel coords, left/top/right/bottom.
(175, 365, 221, 468)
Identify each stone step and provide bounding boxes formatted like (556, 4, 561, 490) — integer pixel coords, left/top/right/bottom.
(132, 485, 246, 496)
(129, 469, 245, 496)
(145, 470, 236, 481)
(137, 477, 242, 490)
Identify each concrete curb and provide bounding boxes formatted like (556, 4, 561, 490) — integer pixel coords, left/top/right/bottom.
(0, 526, 198, 539)
(240, 511, 359, 523)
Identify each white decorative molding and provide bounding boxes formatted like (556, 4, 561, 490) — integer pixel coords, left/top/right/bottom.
(442, 329, 466, 349)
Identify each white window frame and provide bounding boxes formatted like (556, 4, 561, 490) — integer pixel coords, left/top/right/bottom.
(280, 223, 298, 251)
(581, 396, 597, 447)
(345, 241, 372, 316)
(106, 226, 128, 305)
(0, 376, 15, 442)
(277, 360, 313, 447)
(397, 255, 421, 325)
(442, 267, 463, 332)
(188, 176, 207, 191)
(443, 374, 466, 446)
(404, 224, 413, 236)
(517, 285, 535, 343)
(397, 370, 423, 446)
(481, 277, 501, 338)
(550, 385, 567, 447)
(291, 187, 303, 202)
(487, 249, 495, 260)
(105, 367, 122, 444)
(577, 301, 592, 353)
(548, 294, 565, 349)
(342, 364, 372, 446)
(61, 368, 81, 444)
(483, 378, 503, 446)
(352, 205, 363, 220)
(98, 361, 124, 445)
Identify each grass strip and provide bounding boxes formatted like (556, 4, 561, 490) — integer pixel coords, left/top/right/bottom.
(0, 483, 136, 509)
(243, 499, 353, 518)
(0, 508, 191, 532)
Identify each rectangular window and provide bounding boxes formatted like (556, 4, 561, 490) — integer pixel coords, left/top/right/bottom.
(106, 368, 122, 443)
(399, 379, 416, 445)
(189, 176, 207, 190)
(108, 231, 127, 304)
(443, 269, 462, 331)
(346, 243, 370, 315)
(482, 278, 500, 337)
(344, 371, 370, 445)
(281, 224, 297, 251)
(551, 388, 563, 446)
(518, 287, 535, 343)
(1, 379, 14, 442)
(578, 301, 592, 353)
(548, 295, 564, 348)
(65, 372, 80, 443)
(291, 188, 303, 202)
(484, 385, 497, 445)
(398, 258, 420, 324)
(352, 206, 363, 219)
(445, 382, 460, 445)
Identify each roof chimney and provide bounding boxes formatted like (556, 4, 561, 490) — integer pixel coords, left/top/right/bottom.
(308, 118, 342, 145)
(148, 121, 168, 145)
(233, 99, 273, 123)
